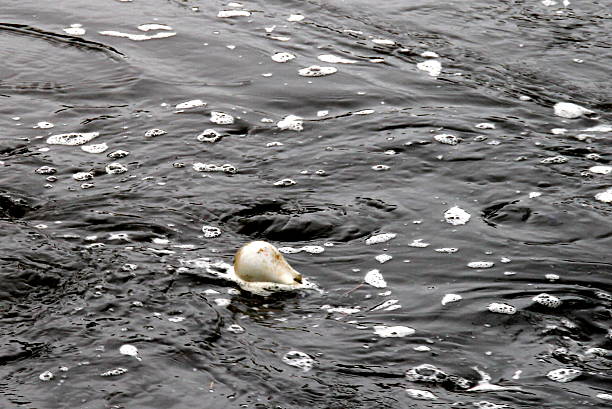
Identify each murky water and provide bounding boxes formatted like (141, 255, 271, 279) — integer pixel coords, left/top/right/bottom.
(1, 1, 611, 408)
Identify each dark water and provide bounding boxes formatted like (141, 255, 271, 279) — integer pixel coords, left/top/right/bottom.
(1, 0, 611, 408)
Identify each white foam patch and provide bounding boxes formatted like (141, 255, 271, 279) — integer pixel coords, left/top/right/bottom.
(414, 345, 431, 352)
(210, 111, 235, 125)
(475, 122, 496, 129)
(405, 389, 437, 400)
(298, 65, 337, 77)
(176, 99, 205, 109)
(278, 246, 324, 254)
(138, 24, 172, 31)
(227, 324, 245, 333)
(201, 225, 221, 238)
(287, 14, 304, 22)
(317, 54, 356, 64)
(589, 165, 612, 175)
(366, 233, 396, 245)
(372, 39, 395, 46)
(375, 254, 392, 264)
(374, 325, 415, 338)
(435, 247, 459, 253)
(119, 344, 141, 360)
(441, 293, 462, 305)
(473, 402, 511, 409)
(554, 102, 593, 118)
(277, 115, 303, 131)
(533, 293, 562, 308)
(364, 269, 387, 288)
(73, 171, 93, 181)
(35, 166, 56, 175)
(487, 302, 516, 314)
(421, 51, 440, 58)
(322, 305, 360, 314)
(546, 368, 581, 383)
(193, 163, 237, 174)
(468, 261, 494, 268)
(273, 178, 296, 187)
(444, 206, 471, 225)
(529, 192, 542, 198)
(144, 128, 166, 137)
(371, 299, 400, 311)
(35, 121, 54, 129)
(434, 133, 461, 145)
(354, 109, 375, 115)
(582, 124, 612, 132)
(595, 188, 612, 203)
(63, 26, 86, 36)
(39, 371, 54, 381)
(196, 129, 222, 143)
(108, 150, 129, 159)
(106, 162, 128, 174)
(408, 239, 430, 248)
(100, 367, 128, 377)
(417, 60, 442, 76)
(214, 298, 231, 307)
(371, 164, 390, 171)
(47, 131, 99, 146)
(540, 155, 568, 164)
(81, 143, 108, 153)
(218, 10, 250, 18)
(168, 316, 185, 323)
(270, 35, 290, 41)
(597, 393, 612, 401)
(271, 52, 296, 63)
(99, 30, 176, 41)
(282, 351, 314, 371)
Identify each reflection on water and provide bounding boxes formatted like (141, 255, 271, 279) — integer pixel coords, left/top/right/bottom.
(0, 0, 610, 408)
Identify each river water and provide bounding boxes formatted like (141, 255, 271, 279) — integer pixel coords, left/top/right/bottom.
(1, 1, 611, 408)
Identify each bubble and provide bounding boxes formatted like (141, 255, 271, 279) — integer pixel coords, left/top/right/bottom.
(137, 23, 172, 31)
(73, 171, 93, 181)
(475, 122, 495, 129)
(441, 293, 462, 305)
(193, 163, 237, 174)
(554, 102, 593, 119)
(540, 155, 568, 164)
(317, 54, 356, 64)
(227, 324, 245, 333)
(364, 269, 387, 288)
(546, 368, 581, 383)
(372, 39, 395, 46)
(39, 370, 54, 381)
(532, 293, 562, 308)
(444, 206, 471, 225)
(47, 131, 99, 145)
(417, 60, 442, 76)
(35, 166, 57, 175)
(468, 261, 494, 269)
(435, 247, 458, 253)
(371, 164, 390, 171)
(487, 302, 516, 314)
(298, 65, 337, 77)
(273, 178, 296, 187)
(101, 367, 128, 377)
(271, 52, 296, 63)
(210, 111, 235, 125)
(144, 128, 166, 137)
(405, 388, 437, 400)
(365, 233, 396, 245)
(375, 254, 392, 263)
(35, 121, 54, 129)
(119, 344, 141, 360)
(595, 188, 612, 203)
(282, 351, 314, 372)
(105, 162, 128, 175)
(108, 150, 130, 159)
(196, 129, 222, 143)
(408, 239, 430, 248)
(434, 133, 460, 145)
(99, 30, 176, 41)
(277, 115, 303, 131)
(176, 99, 206, 109)
(201, 225, 221, 238)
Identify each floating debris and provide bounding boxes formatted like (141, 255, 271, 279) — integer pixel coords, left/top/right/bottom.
(487, 302, 516, 315)
(119, 344, 141, 360)
(101, 367, 128, 377)
(282, 351, 314, 372)
(554, 102, 593, 119)
(374, 325, 415, 338)
(176, 99, 205, 109)
(47, 131, 99, 145)
(532, 293, 562, 308)
(468, 261, 494, 269)
(417, 60, 442, 76)
(277, 115, 303, 131)
(364, 269, 387, 288)
(144, 128, 166, 137)
(444, 206, 471, 225)
(298, 65, 337, 77)
(201, 225, 221, 238)
(405, 388, 437, 401)
(217, 10, 250, 18)
(546, 368, 581, 383)
(441, 293, 462, 305)
(366, 233, 396, 245)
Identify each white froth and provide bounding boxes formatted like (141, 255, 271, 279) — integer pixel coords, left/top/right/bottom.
(435, 247, 459, 253)
(598, 393, 612, 401)
(277, 115, 303, 131)
(444, 206, 471, 225)
(63, 27, 86, 36)
(582, 124, 612, 132)
(35, 166, 57, 175)
(434, 133, 461, 145)
(271, 52, 296, 63)
(354, 109, 375, 115)
(99, 30, 176, 41)
(36, 121, 54, 129)
(278, 245, 324, 254)
(144, 128, 166, 137)
(532, 293, 562, 308)
(201, 225, 221, 238)
(371, 164, 390, 171)
(595, 188, 612, 203)
(106, 162, 128, 174)
(273, 178, 296, 187)
(405, 388, 437, 400)
(322, 305, 360, 314)
(81, 143, 108, 153)
(47, 131, 99, 146)
(441, 293, 462, 305)
(546, 368, 581, 382)
(371, 39, 395, 46)
(589, 165, 612, 175)
(487, 302, 516, 314)
(217, 10, 250, 18)
(227, 324, 245, 333)
(317, 54, 356, 64)
(373, 325, 415, 338)
(196, 129, 222, 143)
(364, 269, 387, 288)
(282, 351, 314, 371)
(210, 111, 235, 125)
(101, 367, 128, 377)
(214, 298, 231, 307)
(193, 163, 237, 174)
(540, 155, 568, 164)
(73, 171, 93, 181)
(553, 102, 593, 119)
(366, 233, 396, 245)
(375, 254, 392, 264)
(168, 316, 185, 323)
(468, 261, 494, 269)
(176, 99, 205, 109)
(298, 65, 337, 77)
(417, 60, 442, 77)
(529, 192, 542, 198)
(137, 24, 172, 31)
(287, 14, 304, 22)
(119, 344, 141, 360)
(421, 51, 440, 58)
(408, 239, 430, 248)
(475, 122, 496, 129)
